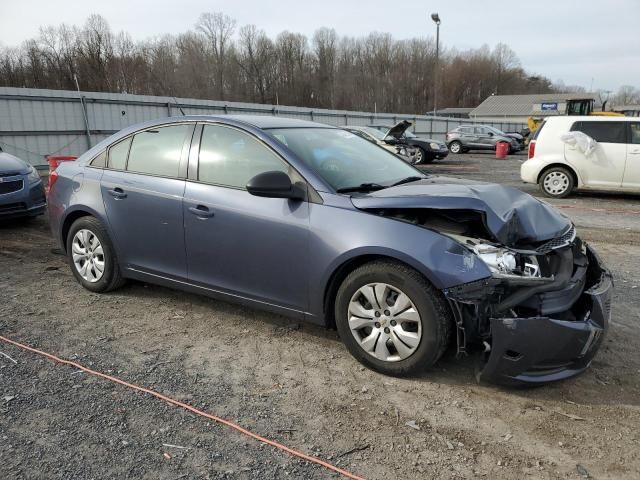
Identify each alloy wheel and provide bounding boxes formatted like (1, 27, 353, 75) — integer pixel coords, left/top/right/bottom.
(414, 149, 423, 164)
(449, 142, 461, 154)
(347, 283, 422, 362)
(543, 171, 570, 196)
(72, 229, 105, 283)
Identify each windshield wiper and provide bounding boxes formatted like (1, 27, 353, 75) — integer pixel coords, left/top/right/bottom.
(336, 183, 387, 194)
(390, 176, 425, 187)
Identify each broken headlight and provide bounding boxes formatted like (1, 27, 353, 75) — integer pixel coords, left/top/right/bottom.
(470, 242, 544, 283)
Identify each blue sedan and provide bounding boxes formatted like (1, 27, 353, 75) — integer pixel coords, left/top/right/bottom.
(0, 150, 46, 219)
(47, 116, 612, 385)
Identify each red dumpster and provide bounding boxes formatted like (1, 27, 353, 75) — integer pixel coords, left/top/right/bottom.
(495, 142, 509, 159)
(46, 155, 77, 195)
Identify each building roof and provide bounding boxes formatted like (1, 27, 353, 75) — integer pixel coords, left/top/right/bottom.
(470, 93, 595, 117)
(436, 107, 474, 114)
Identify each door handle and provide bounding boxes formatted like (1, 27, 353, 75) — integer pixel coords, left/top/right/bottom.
(107, 187, 127, 199)
(188, 205, 215, 218)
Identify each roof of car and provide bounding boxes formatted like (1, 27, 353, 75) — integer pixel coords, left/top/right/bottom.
(544, 115, 636, 124)
(224, 115, 329, 129)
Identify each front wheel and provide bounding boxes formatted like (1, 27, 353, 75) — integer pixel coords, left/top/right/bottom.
(335, 260, 452, 376)
(539, 167, 575, 198)
(66, 216, 125, 293)
(448, 141, 463, 154)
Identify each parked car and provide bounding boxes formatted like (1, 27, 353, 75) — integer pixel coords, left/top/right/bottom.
(341, 126, 418, 162)
(446, 125, 522, 154)
(48, 115, 612, 385)
(522, 116, 640, 197)
(368, 121, 449, 163)
(0, 149, 46, 220)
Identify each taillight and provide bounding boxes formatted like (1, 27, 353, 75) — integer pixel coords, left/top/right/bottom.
(527, 140, 536, 160)
(46, 156, 77, 196)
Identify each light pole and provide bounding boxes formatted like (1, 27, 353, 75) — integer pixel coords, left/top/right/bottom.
(430, 13, 441, 116)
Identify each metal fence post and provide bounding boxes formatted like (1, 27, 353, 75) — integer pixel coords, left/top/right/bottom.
(167, 102, 172, 116)
(80, 95, 92, 149)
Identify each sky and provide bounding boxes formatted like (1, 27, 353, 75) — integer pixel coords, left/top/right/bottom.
(2, 0, 639, 92)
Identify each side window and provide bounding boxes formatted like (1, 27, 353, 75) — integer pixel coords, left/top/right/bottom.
(474, 127, 485, 134)
(90, 151, 106, 168)
(108, 137, 132, 170)
(629, 123, 640, 144)
(198, 125, 288, 188)
(570, 121, 626, 144)
(127, 125, 190, 177)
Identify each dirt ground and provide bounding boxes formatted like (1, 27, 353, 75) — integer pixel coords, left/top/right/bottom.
(1, 152, 639, 480)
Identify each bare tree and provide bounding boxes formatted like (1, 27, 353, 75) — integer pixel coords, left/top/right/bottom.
(196, 12, 236, 100)
(0, 13, 578, 112)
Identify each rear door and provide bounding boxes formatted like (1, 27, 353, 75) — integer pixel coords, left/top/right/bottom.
(623, 122, 640, 189)
(101, 123, 194, 279)
(458, 127, 479, 147)
(566, 121, 627, 188)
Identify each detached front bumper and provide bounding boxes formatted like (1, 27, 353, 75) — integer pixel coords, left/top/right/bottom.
(479, 245, 612, 386)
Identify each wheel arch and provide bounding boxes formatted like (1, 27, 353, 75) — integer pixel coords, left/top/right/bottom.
(322, 252, 442, 329)
(60, 207, 102, 253)
(537, 163, 581, 187)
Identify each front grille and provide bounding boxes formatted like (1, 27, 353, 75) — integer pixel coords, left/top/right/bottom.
(535, 225, 576, 254)
(0, 179, 24, 195)
(0, 202, 26, 213)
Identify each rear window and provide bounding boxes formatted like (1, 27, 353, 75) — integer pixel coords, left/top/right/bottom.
(531, 121, 546, 141)
(127, 125, 190, 177)
(570, 121, 627, 144)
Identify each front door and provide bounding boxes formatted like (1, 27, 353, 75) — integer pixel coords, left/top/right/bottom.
(565, 121, 627, 188)
(623, 122, 640, 189)
(101, 124, 193, 279)
(183, 123, 310, 312)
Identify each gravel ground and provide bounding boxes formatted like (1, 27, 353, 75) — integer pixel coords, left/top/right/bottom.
(1, 152, 639, 479)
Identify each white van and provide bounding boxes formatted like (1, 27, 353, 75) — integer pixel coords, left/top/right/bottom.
(521, 116, 640, 197)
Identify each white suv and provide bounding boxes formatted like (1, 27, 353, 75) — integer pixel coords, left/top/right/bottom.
(521, 116, 640, 197)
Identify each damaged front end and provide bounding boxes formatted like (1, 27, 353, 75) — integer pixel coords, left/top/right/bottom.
(444, 234, 613, 386)
(351, 179, 613, 385)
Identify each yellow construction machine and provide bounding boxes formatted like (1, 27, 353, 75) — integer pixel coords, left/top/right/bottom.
(527, 97, 623, 141)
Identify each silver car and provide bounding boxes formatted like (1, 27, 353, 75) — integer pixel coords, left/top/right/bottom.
(446, 125, 522, 154)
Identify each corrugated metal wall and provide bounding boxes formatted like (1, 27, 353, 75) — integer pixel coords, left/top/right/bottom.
(0, 87, 526, 166)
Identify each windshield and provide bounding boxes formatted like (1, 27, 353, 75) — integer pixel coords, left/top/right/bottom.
(486, 126, 506, 135)
(403, 130, 416, 138)
(268, 127, 424, 191)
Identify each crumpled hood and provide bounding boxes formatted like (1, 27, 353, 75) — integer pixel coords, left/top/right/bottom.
(351, 176, 572, 246)
(0, 152, 31, 175)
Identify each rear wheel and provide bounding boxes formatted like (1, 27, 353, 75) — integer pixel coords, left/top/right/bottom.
(539, 167, 575, 198)
(448, 141, 463, 154)
(66, 216, 125, 293)
(335, 260, 452, 376)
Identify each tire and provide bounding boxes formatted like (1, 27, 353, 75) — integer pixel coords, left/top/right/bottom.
(335, 260, 452, 376)
(448, 141, 463, 154)
(66, 216, 125, 293)
(417, 147, 435, 164)
(538, 166, 575, 198)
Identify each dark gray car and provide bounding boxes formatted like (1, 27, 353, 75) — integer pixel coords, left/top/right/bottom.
(0, 150, 46, 220)
(446, 125, 522, 154)
(47, 115, 612, 385)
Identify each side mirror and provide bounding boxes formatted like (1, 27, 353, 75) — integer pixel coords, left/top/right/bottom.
(246, 170, 305, 200)
(487, 131, 494, 136)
